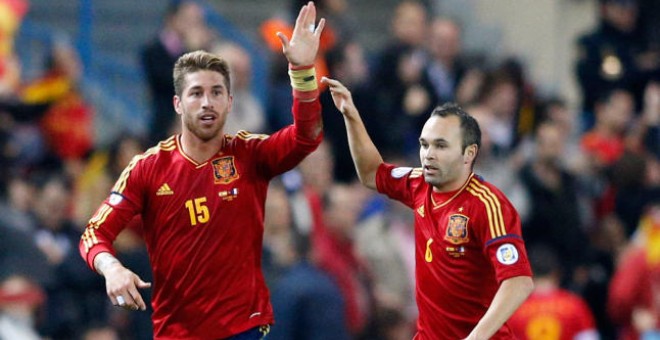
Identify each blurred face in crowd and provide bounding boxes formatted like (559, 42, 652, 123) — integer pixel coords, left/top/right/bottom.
(429, 19, 461, 65)
(35, 178, 70, 230)
(7, 177, 35, 212)
(600, 90, 633, 133)
(341, 42, 368, 86)
(535, 122, 565, 166)
(172, 1, 206, 35)
(324, 184, 362, 240)
(175, 70, 232, 142)
(213, 44, 252, 91)
(487, 81, 519, 119)
(420, 115, 476, 191)
(603, 1, 638, 33)
(264, 185, 291, 239)
(392, 1, 427, 47)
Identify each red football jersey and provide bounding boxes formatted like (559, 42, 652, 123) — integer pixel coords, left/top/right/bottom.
(376, 163, 532, 340)
(80, 100, 321, 339)
(508, 288, 598, 340)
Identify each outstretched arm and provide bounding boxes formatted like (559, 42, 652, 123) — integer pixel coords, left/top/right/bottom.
(322, 77, 383, 190)
(275, 1, 326, 141)
(464, 276, 533, 340)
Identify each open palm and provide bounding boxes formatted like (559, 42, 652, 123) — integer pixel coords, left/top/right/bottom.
(277, 1, 326, 66)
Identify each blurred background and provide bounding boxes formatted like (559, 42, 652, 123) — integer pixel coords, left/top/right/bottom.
(0, 0, 658, 339)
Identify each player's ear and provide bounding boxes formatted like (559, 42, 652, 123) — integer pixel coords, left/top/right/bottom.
(464, 144, 478, 164)
(173, 95, 182, 115)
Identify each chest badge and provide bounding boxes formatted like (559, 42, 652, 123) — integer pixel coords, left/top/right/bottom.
(212, 156, 239, 184)
(444, 214, 469, 245)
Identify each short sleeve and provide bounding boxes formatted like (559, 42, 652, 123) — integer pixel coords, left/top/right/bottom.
(375, 162, 421, 209)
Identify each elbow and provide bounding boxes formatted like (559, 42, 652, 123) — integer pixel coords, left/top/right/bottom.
(357, 171, 377, 190)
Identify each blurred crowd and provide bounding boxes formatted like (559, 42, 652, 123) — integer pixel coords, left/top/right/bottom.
(0, 0, 658, 339)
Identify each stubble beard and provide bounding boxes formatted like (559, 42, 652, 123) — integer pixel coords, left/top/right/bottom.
(183, 112, 224, 142)
(423, 171, 444, 188)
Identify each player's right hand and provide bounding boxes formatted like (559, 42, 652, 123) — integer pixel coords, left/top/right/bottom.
(321, 77, 358, 118)
(103, 263, 151, 311)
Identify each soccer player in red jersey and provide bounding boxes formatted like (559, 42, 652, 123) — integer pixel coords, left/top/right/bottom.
(78, 2, 326, 339)
(322, 77, 534, 339)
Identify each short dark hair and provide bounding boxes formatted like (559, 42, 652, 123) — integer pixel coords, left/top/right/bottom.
(430, 102, 481, 153)
(173, 50, 231, 97)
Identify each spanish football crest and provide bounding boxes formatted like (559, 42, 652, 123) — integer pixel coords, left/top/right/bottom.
(444, 214, 469, 245)
(212, 156, 239, 184)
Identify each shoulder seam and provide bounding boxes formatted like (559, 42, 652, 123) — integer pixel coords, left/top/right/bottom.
(111, 147, 160, 194)
(236, 130, 270, 141)
(465, 178, 506, 239)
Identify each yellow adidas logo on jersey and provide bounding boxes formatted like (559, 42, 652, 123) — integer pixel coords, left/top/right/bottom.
(156, 183, 174, 196)
(417, 205, 425, 217)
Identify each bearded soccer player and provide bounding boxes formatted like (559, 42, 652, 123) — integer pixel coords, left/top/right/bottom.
(79, 2, 325, 339)
(322, 77, 533, 339)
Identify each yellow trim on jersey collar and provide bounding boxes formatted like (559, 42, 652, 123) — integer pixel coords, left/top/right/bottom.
(176, 135, 208, 168)
(431, 173, 475, 209)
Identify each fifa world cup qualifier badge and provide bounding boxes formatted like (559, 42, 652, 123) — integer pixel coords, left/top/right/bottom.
(496, 244, 519, 265)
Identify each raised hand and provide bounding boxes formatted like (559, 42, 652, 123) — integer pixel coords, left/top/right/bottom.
(276, 1, 326, 67)
(321, 77, 358, 117)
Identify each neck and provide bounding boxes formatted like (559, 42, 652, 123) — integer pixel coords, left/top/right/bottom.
(179, 131, 224, 163)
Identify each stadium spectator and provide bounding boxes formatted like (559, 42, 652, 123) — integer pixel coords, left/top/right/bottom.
(575, 0, 659, 129)
(508, 245, 599, 340)
(519, 121, 591, 287)
(265, 182, 351, 340)
(0, 274, 45, 340)
(608, 200, 660, 339)
(211, 42, 266, 135)
(141, 0, 217, 145)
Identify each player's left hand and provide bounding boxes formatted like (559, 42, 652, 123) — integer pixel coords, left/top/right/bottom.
(321, 77, 358, 118)
(276, 1, 325, 67)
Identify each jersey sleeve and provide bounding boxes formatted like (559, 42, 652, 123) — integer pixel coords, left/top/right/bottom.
(467, 181, 532, 283)
(79, 153, 147, 271)
(249, 97, 323, 178)
(375, 162, 418, 209)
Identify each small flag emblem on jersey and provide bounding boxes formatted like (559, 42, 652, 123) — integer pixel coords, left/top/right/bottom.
(212, 156, 239, 184)
(156, 183, 174, 196)
(218, 188, 239, 201)
(444, 214, 469, 245)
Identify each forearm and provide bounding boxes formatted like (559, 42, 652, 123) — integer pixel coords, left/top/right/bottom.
(292, 96, 322, 142)
(468, 276, 533, 340)
(80, 199, 138, 271)
(343, 112, 383, 190)
(290, 64, 322, 141)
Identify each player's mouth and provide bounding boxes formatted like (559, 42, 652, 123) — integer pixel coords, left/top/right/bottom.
(423, 164, 439, 175)
(200, 113, 217, 124)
